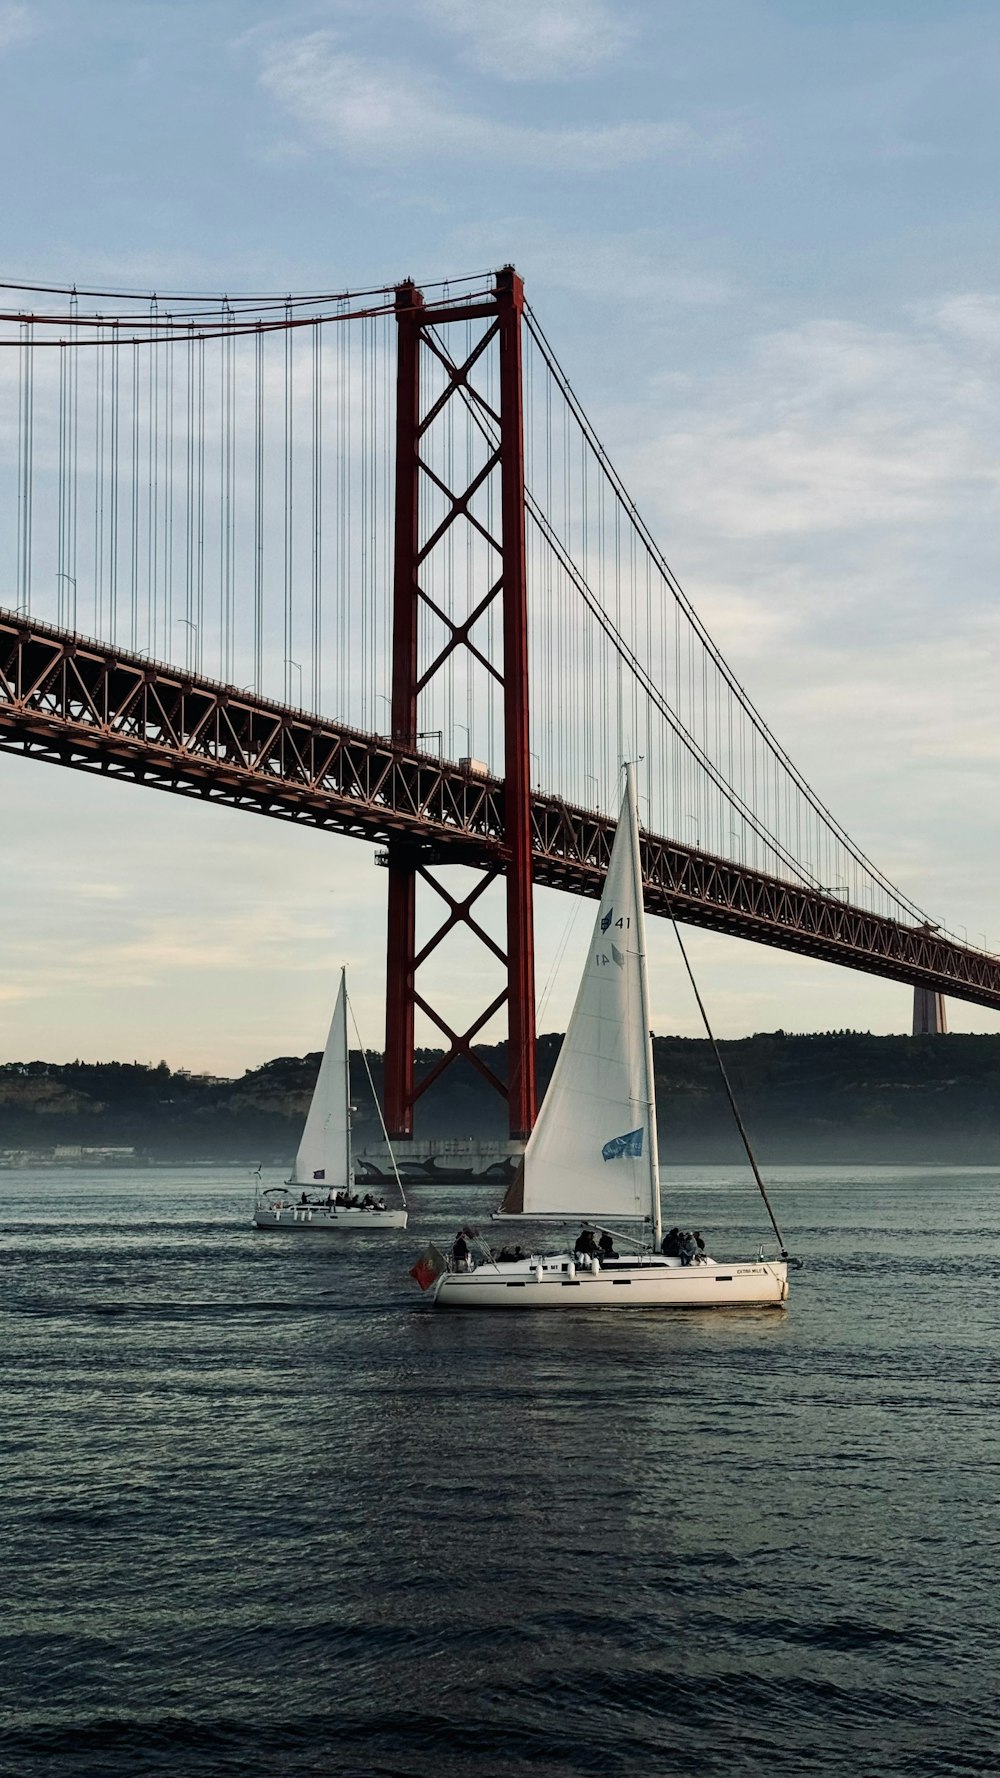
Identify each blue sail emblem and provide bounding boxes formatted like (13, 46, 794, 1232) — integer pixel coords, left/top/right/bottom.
(602, 1128, 644, 1162)
(600, 907, 613, 933)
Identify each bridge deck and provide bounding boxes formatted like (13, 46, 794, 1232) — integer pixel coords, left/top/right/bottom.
(3, 609, 999, 1011)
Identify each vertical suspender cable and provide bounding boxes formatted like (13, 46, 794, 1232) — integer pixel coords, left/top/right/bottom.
(109, 321, 120, 641)
(196, 333, 205, 673)
(148, 295, 158, 652)
(184, 322, 195, 668)
(56, 338, 67, 624)
(164, 321, 174, 660)
(284, 299, 293, 702)
(69, 292, 78, 630)
(254, 321, 264, 695)
(130, 340, 140, 648)
(17, 319, 34, 614)
(94, 320, 105, 636)
(221, 299, 234, 682)
(311, 317, 322, 713)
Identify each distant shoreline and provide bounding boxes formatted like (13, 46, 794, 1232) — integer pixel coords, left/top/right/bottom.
(4, 1029, 1000, 1166)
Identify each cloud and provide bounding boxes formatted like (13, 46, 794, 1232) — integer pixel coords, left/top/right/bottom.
(0, 4, 36, 52)
(933, 292, 1000, 350)
(628, 314, 998, 545)
(257, 34, 695, 171)
(423, 0, 629, 83)
(450, 217, 732, 310)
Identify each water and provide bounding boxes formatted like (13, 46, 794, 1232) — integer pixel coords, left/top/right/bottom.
(2, 1163, 998, 1777)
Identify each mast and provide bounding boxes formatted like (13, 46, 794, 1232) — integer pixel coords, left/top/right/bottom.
(626, 763, 661, 1248)
(341, 967, 352, 1187)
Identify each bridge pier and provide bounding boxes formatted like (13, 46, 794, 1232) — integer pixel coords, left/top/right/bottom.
(913, 987, 948, 1035)
(383, 268, 537, 1142)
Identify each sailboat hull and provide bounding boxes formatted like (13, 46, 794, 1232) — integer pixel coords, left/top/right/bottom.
(253, 1206, 407, 1231)
(431, 1255, 787, 1309)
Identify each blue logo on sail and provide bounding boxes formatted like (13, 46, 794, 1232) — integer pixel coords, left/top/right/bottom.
(602, 1127, 644, 1162)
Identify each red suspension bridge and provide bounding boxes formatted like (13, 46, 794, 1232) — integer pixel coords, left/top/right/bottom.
(1, 267, 994, 1138)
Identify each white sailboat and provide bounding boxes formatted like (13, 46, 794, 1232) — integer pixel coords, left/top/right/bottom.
(253, 969, 407, 1232)
(419, 764, 787, 1307)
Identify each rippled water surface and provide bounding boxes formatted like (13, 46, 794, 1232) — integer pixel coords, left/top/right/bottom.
(3, 1163, 998, 1777)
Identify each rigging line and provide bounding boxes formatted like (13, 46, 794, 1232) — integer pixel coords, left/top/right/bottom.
(668, 918, 791, 1260)
(346, 989, 407, 1208)
(535, 897, 583, 1029)
(523, 305, 927, 924)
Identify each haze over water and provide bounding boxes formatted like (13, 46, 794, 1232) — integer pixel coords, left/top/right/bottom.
(3, 1164, 996, 1777)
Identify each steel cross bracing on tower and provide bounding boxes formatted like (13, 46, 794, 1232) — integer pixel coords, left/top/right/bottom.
(385, 268, 535, 1140)
(3, 608, 1000, 1013)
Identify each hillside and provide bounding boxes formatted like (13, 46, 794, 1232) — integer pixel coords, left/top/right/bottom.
(3, 1031, 1000, 1164)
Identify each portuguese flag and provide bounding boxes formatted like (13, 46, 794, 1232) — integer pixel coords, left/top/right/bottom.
(409, 1243, 447, 1292)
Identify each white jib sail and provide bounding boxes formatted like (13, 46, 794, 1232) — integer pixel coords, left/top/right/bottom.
(501, 764, 659, 1226)
(290, 969, 351, 1189)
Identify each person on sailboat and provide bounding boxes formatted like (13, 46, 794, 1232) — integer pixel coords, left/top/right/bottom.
(662, 1227, 681, 1257)
(452, 1231, 471, 1272)
(574, 1228, 599, 1260)
(598, 1232, 618, 1260)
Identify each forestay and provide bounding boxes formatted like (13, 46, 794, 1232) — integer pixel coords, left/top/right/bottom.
(290, 970, 351, 1189)
(500, 765, 659, 1225)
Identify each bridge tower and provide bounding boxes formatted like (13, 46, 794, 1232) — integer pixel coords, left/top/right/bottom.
(383, 266, 537, 1142)
(913, 987, 948, 1035)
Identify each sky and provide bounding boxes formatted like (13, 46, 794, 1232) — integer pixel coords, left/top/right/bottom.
(3, 0, 1000, 1074)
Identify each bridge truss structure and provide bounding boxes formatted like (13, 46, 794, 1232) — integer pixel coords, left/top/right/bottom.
(3, 611, 999, 1014)
(2, 266, 998, 1138)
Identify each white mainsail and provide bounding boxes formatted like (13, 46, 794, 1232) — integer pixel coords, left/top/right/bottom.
(290, 968, 351, 1189)
(500, 764, 660, 1229)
